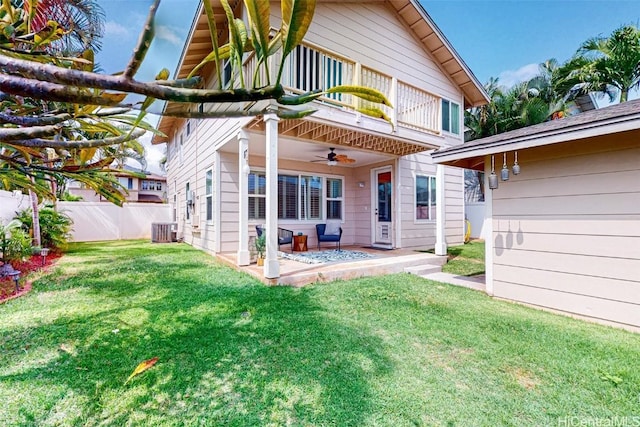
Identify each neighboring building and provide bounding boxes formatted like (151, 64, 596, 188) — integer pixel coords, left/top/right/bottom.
(432, 99, 640, 331)
(69, 166, 167, 203)
(153, 0, 488, 279)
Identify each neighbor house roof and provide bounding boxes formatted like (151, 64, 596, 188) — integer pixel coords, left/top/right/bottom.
(153, 0, 489, 144)
(432, 98, 640, 170)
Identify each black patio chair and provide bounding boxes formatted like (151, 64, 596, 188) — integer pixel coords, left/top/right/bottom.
(255, 225, 294, 252)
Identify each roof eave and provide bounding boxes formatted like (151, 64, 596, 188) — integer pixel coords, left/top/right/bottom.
(407, 0, 489, 108)
(432, 112, 640, 165)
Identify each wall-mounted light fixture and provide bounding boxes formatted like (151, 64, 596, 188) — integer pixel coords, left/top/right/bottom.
(358, 182, 365, 188)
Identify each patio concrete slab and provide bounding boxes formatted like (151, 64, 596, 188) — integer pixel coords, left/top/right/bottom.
(217, 246, 447, 287)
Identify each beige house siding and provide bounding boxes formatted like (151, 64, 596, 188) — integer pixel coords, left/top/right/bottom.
(491, 134, 640, 329)
(399, 155, 464, 249)
(296, 3, 462, 100)
(166, 117, 244, 252)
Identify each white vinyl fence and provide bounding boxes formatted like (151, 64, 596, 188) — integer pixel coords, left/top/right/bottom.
(58, 202, 172, 242)
(0, 193, 170, 242)
(0, 190, 31, 223)
(465, 202, 487, 239)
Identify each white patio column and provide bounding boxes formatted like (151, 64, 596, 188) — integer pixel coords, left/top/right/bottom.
(237, 131, 250, 266)
(435, 164, 447, 256)
(264, 110, 280, 279)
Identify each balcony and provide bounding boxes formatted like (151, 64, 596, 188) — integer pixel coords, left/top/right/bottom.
(240, 41, 442, 135)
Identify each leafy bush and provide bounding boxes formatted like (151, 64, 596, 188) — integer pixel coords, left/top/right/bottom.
(0, 220, 31, 265)
(59, 192, 83, 201)
(15, 206, 73, 249)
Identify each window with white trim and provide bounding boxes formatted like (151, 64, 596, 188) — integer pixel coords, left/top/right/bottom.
(248, 171, 266, 220)
(326, 178, 343, 220)
(278, 175, 299, 219)
(416, 175, 436, 221)
(441, 99, 460, 135)
(248, 172, 341, 221)
(300, 175, 322, 220)
(118, 177, 133, 190)
(185, 182, 190, 221)
(205, 169, 213, 222)
(179, 133, 184, 164)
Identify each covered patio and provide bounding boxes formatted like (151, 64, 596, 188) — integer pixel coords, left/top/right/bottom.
(215, 114, 450, 281)
(217, 245, 447, 286)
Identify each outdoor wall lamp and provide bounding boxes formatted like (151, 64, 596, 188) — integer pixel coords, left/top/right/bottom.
(488, 155, 499, 189)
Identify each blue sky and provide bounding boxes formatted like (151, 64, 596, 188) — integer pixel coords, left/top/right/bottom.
(95, 0, 639, 171)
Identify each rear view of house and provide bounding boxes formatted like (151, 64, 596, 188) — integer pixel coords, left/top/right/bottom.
(153, 0, 488, 279)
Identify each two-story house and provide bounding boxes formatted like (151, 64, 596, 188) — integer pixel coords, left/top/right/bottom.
(69, 166, 167, 203)
(153, 0, 488, 279)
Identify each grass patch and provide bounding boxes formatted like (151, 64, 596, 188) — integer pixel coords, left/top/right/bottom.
(442, 240, 485, 276)
(1, 240, 638, 426)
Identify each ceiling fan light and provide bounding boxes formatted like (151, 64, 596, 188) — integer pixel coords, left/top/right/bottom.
(327, 160, 337, 166)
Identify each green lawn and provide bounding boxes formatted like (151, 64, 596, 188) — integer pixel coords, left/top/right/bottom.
(1, 241, 638, 426)
(441, 240, 485, 276)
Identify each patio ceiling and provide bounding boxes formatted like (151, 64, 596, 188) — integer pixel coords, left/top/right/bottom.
(245, 116, 438, 160)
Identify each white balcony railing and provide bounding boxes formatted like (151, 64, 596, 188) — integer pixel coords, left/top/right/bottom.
(240, 42, 442, 134)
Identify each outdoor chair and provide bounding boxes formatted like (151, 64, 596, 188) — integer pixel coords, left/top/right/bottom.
(315, 222, 343, 250)
(255, 225, 294, 251)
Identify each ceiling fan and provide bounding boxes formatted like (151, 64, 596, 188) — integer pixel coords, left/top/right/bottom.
(311, 147, 356, 165)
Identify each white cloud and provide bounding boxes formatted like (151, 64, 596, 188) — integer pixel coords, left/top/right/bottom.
(497, 63, 540, 88)
(104, 21, 130, 38)
(157, 25, 183, 47)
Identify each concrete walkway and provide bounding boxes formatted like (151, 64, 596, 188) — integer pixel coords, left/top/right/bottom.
(421, 272, 486, 292)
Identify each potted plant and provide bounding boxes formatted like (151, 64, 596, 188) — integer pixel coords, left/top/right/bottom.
(254, 234, 266, 266)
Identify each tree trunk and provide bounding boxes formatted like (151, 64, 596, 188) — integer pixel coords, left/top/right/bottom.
(29, 189, 41, 248)
(620, 88, 628, 103)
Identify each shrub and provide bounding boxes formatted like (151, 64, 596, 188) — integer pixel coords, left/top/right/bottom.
(15, 206, 73, 249)
(0, 220, 31, 265)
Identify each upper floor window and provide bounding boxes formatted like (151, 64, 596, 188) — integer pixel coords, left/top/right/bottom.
(118, 177, 133, 190)
(416, 175, 436, 221)
(441, 99, 460, 135)
(222, 59, 233, 88)
(179, 133, 184, 164)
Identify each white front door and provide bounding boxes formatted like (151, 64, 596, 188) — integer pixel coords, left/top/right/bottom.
(372, 166, 393, 248)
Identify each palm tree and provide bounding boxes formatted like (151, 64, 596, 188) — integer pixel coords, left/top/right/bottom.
(556, 24, 640, 103)
(465, 77, 503, 140)
(465, 77, 553, 141)
(18, 0, 105, 54)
